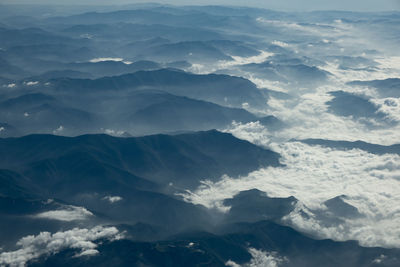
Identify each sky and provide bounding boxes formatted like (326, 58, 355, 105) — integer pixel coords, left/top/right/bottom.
(2, 0, 400, 12)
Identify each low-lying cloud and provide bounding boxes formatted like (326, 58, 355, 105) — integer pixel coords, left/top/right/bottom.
(0, 226, 123, 267)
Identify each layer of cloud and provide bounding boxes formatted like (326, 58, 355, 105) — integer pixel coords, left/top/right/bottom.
(0, 226, 123, 267)
(181, 122, 400, 248)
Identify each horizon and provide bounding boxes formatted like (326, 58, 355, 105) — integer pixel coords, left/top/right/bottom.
(1, 0, 400, 12)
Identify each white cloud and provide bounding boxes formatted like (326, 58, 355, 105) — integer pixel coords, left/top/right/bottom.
(80, 33, 93, 39)
(33, 206, 93, 221)
(3, 83, 16, 88)
(0, 127, 4, 132)
(89, 57, 132, 64)
(247, 76, 288, 93)
(370, 97, 400, 122)
(375, 56, 400, 70)
(102, 195, 123, 203)
(74, 249, 99, 257)
(226, 248, 287, 267)
(188, 50, 273, 74)
(226, 260, 241, 267)
(372, 254, 387, 264)
(221, 50, 273, 67)
(104, 129, 126, 137)
(0, 226, 123, 267)
(24, 81, 39, 86)
(271, 40, 289, 48)
(52, 125, 64, 135)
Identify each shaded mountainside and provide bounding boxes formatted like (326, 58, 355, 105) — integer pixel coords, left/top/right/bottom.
(0, 131, 281, 246)
(0, 130, 280, 190)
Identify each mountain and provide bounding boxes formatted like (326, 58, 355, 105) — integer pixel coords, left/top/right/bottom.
(0, 130, 280, 190)
(0, 131, 280, 246)
(241, 61, 329, 87)
(0, 89, 275, 136)
(0, 27, 74, 48)
(0, 122, 19, 137)
(223, 189, 297, 223)
(139, 41, 232, 63)
(301, 138, 400, 155)
(326, 91, 393, 125)
(125, 90, 259, 135)
(348, 78, 400, 98)
(0, 56, 28, 79)
(5, 44, 95, 63)
(64, 60, 161, 78)
(50, 69, 267, 109)
(0, 93, 98, 135)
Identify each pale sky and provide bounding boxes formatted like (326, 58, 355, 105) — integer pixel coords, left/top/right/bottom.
(2, 0, 400, 12)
